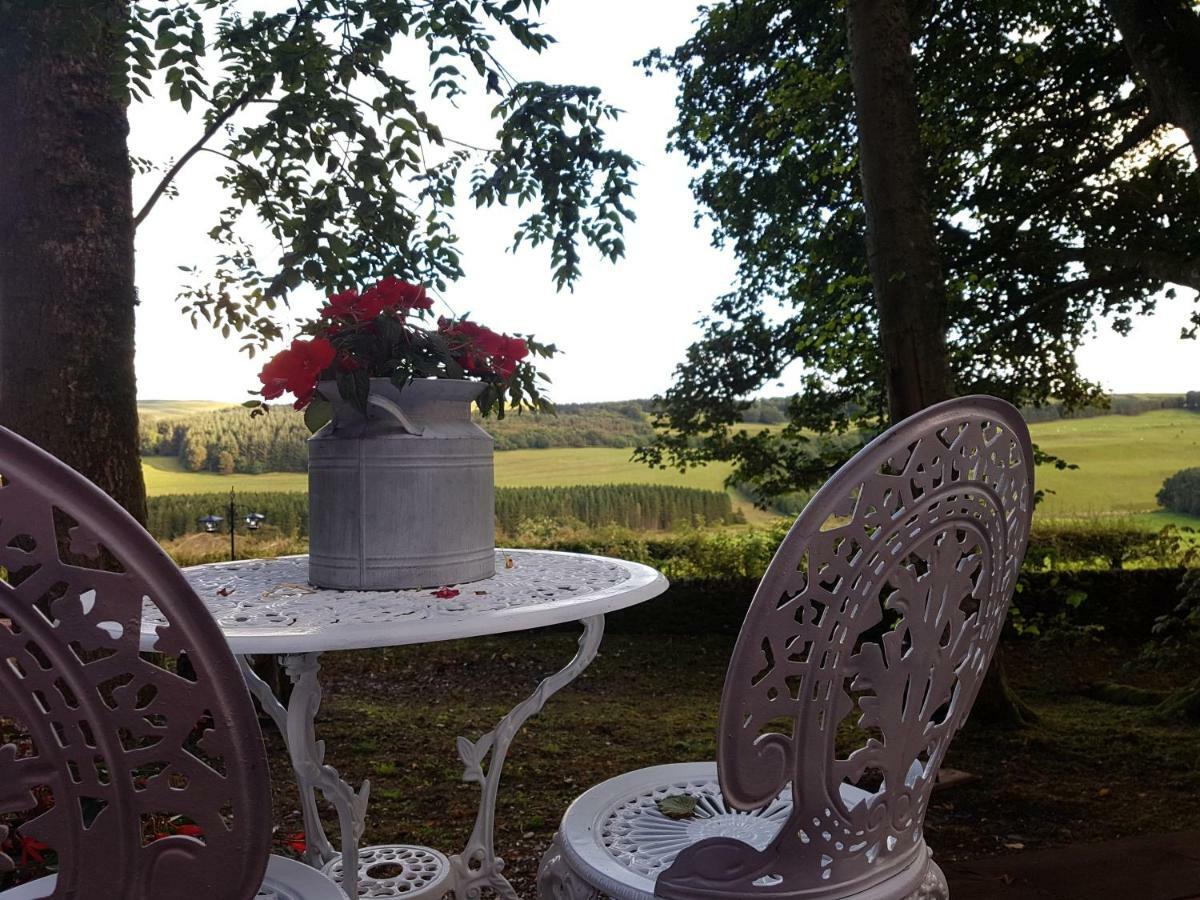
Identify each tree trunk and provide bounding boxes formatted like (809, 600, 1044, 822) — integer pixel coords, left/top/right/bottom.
(0, 1, 147, 523)
(845, 0, 1031, 728)
(845, 0, 954, 423)
(1105, 0, 1200, 167)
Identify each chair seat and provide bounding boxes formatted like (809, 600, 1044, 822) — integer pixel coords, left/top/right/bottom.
(0, 855, 343, 900)
(556, 762, 882, 899)
(260, 855, 347, 899)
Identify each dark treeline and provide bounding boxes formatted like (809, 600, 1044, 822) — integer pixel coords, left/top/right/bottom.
(140, 407, 309, 473)
(146, 484, 739, 540)
(742, 394, 1199, 425)
(1020, 393, 1196, 423)
(140, 400, 660, 471)
(147, 491, 311, 539)
(486, 402, 655, 449)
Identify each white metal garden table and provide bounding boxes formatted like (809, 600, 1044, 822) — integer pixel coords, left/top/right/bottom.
(137, 549, 667, 900)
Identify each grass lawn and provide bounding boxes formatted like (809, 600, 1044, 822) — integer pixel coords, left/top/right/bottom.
(491, 447, 734, 491)
(1029, 410, 1200, 522)
(244, 631, 1199, 897)
(143, 455, 310, 494)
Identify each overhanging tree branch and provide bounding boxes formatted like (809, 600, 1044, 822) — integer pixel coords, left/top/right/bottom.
(133, 0, 325, 229)
(982, 271, 1129, 343)
(1104, 0, 1200, 166)
(965, 110, 1165, 259)
(133, 83, 261, 229)
(1061, 247, 1200, 291)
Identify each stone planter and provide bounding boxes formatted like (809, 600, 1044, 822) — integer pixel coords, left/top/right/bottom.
(307, 377, 495, 590)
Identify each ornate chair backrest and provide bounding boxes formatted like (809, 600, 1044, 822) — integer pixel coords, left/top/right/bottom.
(658, 397, 1033, 899)
(0, 427, 272, 899)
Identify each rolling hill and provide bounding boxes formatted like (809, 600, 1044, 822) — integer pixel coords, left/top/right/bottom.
(138, 401, 1200, 527)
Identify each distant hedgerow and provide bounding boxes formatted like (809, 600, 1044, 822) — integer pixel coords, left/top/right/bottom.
(146, 484, 740, 541)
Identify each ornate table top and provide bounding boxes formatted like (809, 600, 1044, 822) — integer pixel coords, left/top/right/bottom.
(140, 549, 667, 654)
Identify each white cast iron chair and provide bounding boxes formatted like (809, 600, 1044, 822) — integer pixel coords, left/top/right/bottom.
(0, 426, 344, 899)
(538, 397, 1034, 900)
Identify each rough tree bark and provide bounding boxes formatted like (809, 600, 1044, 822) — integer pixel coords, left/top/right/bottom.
(845, 0, 1033, 727)
(0, 0, 147, 523)
(1105, 0, 1200, 167)
(845, 0, 953, 424)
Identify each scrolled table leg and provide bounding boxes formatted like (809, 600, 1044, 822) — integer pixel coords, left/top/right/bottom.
(238, 652, 370, 898)
(450, 614, 606, 900)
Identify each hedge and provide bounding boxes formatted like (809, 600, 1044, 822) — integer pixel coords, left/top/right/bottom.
(599, 568, 1187, 641)
(146, 484, 739, 540)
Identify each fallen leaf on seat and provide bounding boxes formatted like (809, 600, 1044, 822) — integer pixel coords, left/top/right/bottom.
(657, 794, 698, 820)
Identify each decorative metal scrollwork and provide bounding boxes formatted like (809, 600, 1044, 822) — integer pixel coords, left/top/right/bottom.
(657, 397, 1033, 899)
(0, 427, 273, 899)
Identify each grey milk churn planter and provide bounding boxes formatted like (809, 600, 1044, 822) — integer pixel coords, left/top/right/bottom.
(307, 377, 496, 590)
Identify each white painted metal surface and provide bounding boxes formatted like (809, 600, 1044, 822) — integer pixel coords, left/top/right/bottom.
(563, 762, 793, 891)
(0, 856, 344, 900)
(141, 549, 666, 899)
(321, 845, 451, 899)
(139, 549, 666, 653)
(259, 855, 349, 899)
(539, 762, 943, 900)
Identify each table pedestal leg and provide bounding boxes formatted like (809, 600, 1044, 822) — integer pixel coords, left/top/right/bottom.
(450, 614, 606, 900)
(238, 653, 370, 898)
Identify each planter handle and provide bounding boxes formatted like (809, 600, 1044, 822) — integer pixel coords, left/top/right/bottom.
(368, 393, 426, 436)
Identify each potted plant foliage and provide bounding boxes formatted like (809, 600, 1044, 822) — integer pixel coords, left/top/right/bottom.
(251, 276, 553, 590)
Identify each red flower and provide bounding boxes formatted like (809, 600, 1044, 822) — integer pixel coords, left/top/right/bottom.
(18, 834, 48, 865)
(432, 587, 460, 599)
(279, 831, 307, 855)
(354, 284, 391, 320)
(502, 336, 529, 362)
(396, 280, 432, 312)
(321, 289, 359, 320)
(360, 276, 432, 318)
(438, 318, 528, 379)
(258, 338, 337, 409)
(152, 823, 203, 842)
(322, 277, 431, 322)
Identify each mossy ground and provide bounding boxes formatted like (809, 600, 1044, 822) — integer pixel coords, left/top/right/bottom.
(261, 633, 1200, 895)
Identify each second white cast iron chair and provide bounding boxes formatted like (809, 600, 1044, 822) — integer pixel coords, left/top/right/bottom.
(538, 396, 1034, 900)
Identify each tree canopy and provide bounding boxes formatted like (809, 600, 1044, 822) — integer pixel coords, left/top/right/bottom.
(637, 0, 1200, 499)
(0, 0, 638, 518)
(128, 0, 637, 354)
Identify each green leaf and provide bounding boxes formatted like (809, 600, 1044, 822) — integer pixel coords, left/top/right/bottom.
(337, 369, 371, 417)
(656, 794, 698, 820)
(304, 397, 333, 433)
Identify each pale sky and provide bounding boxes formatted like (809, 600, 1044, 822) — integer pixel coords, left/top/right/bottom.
(129, 0, 1198, 405)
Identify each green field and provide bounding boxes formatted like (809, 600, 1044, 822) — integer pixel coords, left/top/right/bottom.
(143, 456, 310, 494)
(143, 447, 752, 499)
(141, 408, 1200, 528)
(1029, 409, 1200, 524)
(143, 447, 737, 494)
